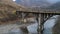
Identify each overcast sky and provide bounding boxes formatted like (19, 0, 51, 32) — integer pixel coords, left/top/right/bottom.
(13, 0, 60, 4)
(47, 0, 60, 3)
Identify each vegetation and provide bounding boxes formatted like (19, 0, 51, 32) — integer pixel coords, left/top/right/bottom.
(0, 2, 18, 23)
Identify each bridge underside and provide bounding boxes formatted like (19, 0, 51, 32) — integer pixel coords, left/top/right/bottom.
(16, 11, 60, 34)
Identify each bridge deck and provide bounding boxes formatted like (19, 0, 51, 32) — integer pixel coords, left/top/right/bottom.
(17, 10, 60, 14)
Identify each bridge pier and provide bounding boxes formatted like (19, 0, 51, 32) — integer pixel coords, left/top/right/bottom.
(38, 13, 54, 34)
(37, 14, 44, 34)
(38, 14, 44, 34)
(16, 11, 55, 34)
(20, 26, 28, 34)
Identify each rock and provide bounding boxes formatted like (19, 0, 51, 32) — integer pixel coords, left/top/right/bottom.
(53, 15, 60, 34)
(20, 26, 28, 33)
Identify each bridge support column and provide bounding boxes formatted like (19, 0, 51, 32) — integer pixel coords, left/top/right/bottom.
(38, 14, 44, 34)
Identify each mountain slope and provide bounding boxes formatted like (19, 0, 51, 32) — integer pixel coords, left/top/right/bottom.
(0, 0, 25, 23)
(16, 0, 51, 7)
(45, 2, 60, 10)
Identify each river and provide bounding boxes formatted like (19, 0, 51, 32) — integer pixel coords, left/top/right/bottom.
(0, 15, 59, 34)
(43, 15, 59, 34)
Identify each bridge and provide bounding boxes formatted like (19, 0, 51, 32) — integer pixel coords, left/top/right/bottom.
(16, 10, 60, 34)
(1, 0, 60, 34)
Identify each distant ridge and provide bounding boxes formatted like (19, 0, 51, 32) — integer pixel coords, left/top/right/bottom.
(45, 2, 60, 10)
(16, 0, 51, 8)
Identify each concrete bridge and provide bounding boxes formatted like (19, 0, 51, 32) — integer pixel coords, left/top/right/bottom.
(16, 10, 60, 34)
(1, 0, 60, 34)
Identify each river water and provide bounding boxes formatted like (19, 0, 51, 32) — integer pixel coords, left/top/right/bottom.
(43, 15, 59, 34)
(0, 15, 59, 34)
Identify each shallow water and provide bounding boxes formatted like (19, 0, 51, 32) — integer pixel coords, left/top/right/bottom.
(0, 23, 38, 34)
(43, 15, 59, 34)
(0, 15, 59, 34)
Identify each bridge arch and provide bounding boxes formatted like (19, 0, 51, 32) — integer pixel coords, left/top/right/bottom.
(16, 11, 60, 34)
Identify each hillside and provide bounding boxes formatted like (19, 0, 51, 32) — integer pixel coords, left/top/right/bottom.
(44, 2, 60, 11)
(0, 0, 29, 25)
(0, 2, 18, 22)
(30, 2, 60, 12)
(16, 0, 51, 7)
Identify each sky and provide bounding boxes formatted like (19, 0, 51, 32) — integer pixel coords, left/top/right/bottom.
(13, 0, 16, 1)
(47, 0, 60, 3)
(13, 0, 60, 3)
(12, 0, 60, 4)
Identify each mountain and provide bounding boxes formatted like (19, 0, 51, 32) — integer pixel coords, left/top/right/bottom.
(16, 0, 51, 7)
(0, 0, 28, 23)
(45, 2, 60, 10)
